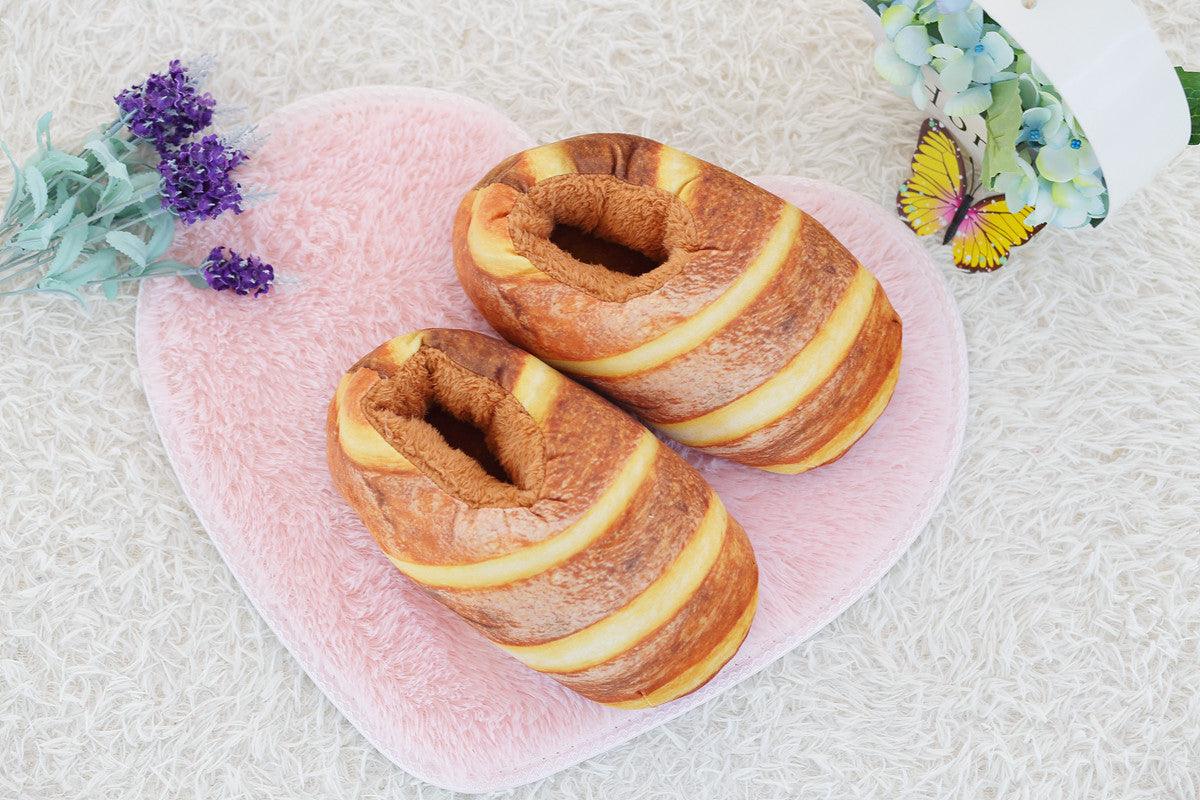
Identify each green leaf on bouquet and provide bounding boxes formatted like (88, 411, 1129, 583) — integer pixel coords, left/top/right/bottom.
(13, 197, 76, 251)
(141, 258, 193, 276)
(36, 149, 88, 179)
(52, 181, 74, 218)
(982, 79, 1023, 189)
(137, 197, 163, 222)
(105, 230, 148, 268)
(130, 170, 161, 194)
(76, 182, 104, 218)
(96, 178, 134, 216)
(97, 179, 160, 225)
(1, 138, 27, 225)
(1178, 68, 1199, 146)
(83, 137, 129, 183)
(13, 226, 53, 251)
(35, 111, 53, 153)
(144, 212, 175, 262)
(47, 195, 77, 232)
(129, 174, 163, 214)
(53, 247, 119, 285)
(1013, 52, 1033, 78)
(34, 276, 88, 307)
(24, 165, 48, 217)
(48, 216, 88, 275)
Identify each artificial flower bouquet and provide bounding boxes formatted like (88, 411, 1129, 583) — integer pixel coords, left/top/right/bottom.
(867, 0, 1199, 231)
(0, 60, 274, 303)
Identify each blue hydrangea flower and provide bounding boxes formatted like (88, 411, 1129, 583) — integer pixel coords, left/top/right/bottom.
(1016, 98, 1067, 148)
(1002, 130, 1104, 228)
(1018, 76, 1085, 141)
(880, 0, 941, 22)
(928, 8, 1016, 117)
(157, 135, 247, 224)
(115, 60, 215, 152)
(1036, 133, 1100, 185)
(873, 1, 941, 108)
(993, 154, 1040, 211)
(1026, 175, 1107, 229)
(200, 246, 274, 296)
(936, 0, 973, 10)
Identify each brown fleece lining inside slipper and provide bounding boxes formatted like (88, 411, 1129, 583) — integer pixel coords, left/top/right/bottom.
(362, 347, 545, 508)
(508, 173, 697, 302)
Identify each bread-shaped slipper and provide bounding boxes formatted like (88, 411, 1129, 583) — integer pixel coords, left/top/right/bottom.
(326, 328, 758, 708)
(452, 134, 903, 473)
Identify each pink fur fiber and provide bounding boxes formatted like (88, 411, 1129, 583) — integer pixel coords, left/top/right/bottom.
(136, 87, 967, 793)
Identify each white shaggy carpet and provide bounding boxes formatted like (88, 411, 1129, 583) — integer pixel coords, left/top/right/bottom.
(2, 1, 1198, 797)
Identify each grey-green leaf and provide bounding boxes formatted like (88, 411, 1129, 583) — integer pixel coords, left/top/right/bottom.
(183, 273, 210, 290)
(24, 165, 48, 216)
(35, 276, 88, 307)
(37, 149, 88, 179)
(46, 196, 76, 234)
(1, 138, 27, 224)
(142, 259, 193, 276)
(58, 247, 119, 284)
(105, 230, 148, 268)
(14, 197, 78, 251)
(145, 212, 175, 260)
(48, 216, 88, 275)
(13, 224, 53, 251)
(96, 179, 134, 215)
(35, 111, 53, 152)
(84, 138, 129, 183)
(129, 170, 161, 194)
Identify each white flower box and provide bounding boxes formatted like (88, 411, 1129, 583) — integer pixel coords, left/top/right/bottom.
(863, 0, 1191, 222)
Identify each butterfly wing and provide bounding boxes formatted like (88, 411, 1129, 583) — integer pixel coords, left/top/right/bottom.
(897, 119, 969, 238)
(951, 197, 1043, 272)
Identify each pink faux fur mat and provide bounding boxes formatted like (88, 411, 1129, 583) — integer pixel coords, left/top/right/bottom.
(136, 86, 967, 793)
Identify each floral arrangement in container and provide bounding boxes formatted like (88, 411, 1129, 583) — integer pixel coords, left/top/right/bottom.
(0, 60, 275, 303)
(861, 0, 1197, 268)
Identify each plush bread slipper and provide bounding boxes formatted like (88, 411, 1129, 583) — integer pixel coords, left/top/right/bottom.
(326, 328, 758, 707)
(452, 134, 903, 473)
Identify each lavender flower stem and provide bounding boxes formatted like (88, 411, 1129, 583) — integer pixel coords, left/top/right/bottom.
(0, 260, 53, 287)
(103, 113, 134, 139)
(0, 247, 52, 269)
(0, 251, 55, 280)
(0, 263, 200, 298)
(82, 268, 196, 286)
(4, 155, 116, 229)
(0, 206, 168, 283)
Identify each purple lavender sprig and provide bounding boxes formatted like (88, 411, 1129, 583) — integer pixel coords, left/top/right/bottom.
(157, 135, 248, 225)
(200, 246, 274, 296)
(115, 59, 216, 153)
(1, 59, 272, 304)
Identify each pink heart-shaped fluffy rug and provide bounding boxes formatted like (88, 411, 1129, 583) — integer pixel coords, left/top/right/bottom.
(137, 86, 967, 793)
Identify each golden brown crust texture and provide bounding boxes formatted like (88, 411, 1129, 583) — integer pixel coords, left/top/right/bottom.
(326, 328, 758, 706)
(452, 134, 903, 472)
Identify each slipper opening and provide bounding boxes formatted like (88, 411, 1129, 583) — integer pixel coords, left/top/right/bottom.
(508, 173, 697, 302)
(363, 347, 545, 508)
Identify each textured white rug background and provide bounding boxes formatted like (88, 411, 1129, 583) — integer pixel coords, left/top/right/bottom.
(2, 1, 1198, 798)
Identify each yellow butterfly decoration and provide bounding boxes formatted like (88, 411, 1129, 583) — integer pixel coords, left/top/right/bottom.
(898, 118, 1043, 271)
